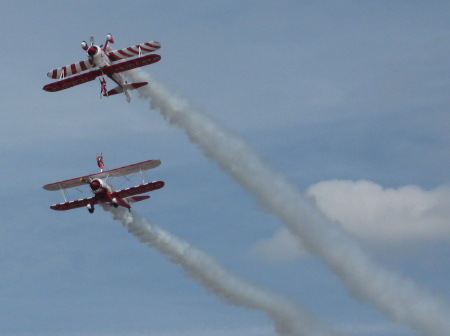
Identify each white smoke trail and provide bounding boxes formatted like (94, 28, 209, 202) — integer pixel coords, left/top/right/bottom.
(104, 206, 340, 336)
(126, 69, 450, 335)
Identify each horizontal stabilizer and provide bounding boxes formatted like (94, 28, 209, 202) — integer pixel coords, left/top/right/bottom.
(105, 82, 148, 96)
(129, 82, 148, 90)
(129, 195, 151, 203)
(105, 86, 123, 96)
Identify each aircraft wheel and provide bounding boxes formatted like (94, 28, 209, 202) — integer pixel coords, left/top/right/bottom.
(87, 204, 95, 213)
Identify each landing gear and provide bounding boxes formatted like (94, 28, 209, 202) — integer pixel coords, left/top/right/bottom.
(112, 198, 119, 208)
(87, 204, 95, 214)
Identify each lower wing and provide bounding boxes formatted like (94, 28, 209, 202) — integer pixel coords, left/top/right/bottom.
(102, 53, 161, 75)
(111, 181, 165, 199)
(43, 69, 102, 92)
(50, 197, 96, 211)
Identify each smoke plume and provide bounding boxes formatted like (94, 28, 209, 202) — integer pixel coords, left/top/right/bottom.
(125, 69, 450, 335)
(105, 206, 339, 336)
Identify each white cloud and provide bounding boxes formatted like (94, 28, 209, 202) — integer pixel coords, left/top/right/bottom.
(254, 180, 450, 260)
(308, 180, 450, 242)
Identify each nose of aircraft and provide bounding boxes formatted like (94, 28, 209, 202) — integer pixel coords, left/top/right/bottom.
(87, 46, 97, 56)
(90, 180, 101, 191)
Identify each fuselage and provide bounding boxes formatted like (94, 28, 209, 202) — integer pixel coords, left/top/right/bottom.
(89, 178, 130, 208)
(87, 46, 111, 68)
(87, 45, 126, 89)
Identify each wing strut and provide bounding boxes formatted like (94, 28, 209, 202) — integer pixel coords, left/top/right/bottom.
(139, 165, 150, 184)
(60, 185, 68, 202)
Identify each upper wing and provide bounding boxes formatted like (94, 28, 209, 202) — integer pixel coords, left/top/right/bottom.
(107, 41, 161, 61)
(43, 159, 162, 191)
(43, 176, 91, 191)
(95, 159, 161, 178)
(50, 196, 96, 211)
(47, 59, 94, 79)
(111, 181, 165, 199)
(43, 68, 103, 92)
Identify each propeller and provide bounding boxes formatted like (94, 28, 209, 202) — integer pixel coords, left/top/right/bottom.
(81, 35, 95, 51)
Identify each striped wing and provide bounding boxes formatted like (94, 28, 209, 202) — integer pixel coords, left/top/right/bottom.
(47, 59, 94, 79)
(107, 41, 161, 61)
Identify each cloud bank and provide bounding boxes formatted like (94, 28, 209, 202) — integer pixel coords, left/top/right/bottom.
(255, 180, 450, 261)
(308, 180, 450, 242)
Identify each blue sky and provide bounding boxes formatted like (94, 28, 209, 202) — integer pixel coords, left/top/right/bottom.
(1, 1, 450, 335)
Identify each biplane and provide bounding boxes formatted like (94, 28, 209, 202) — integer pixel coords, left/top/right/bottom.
(43, 155, 165, 214)
(43, 34, 161, 102)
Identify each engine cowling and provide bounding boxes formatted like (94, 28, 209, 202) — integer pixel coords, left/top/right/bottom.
(89, 178, 107, 194)
(87, 45, 98, 56)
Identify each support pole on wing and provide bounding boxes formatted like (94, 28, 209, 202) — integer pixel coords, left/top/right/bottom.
(59, 185, 68, 202)
(139, 166, 149, 185)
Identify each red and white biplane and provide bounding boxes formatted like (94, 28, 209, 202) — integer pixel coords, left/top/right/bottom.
(43, 155, 165, 214)
(43, 34, 161, 102)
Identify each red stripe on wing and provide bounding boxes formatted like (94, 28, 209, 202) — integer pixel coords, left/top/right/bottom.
(126, 47, 140, 55)
(80, 61, 88, 71)
(118, 50, 132, 58)
(144, 42, 160, 49)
